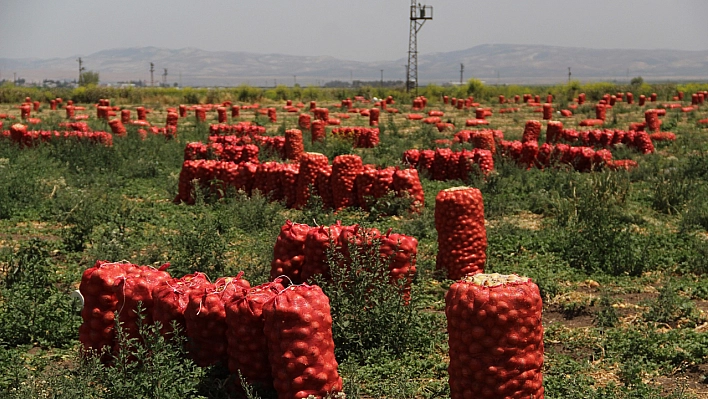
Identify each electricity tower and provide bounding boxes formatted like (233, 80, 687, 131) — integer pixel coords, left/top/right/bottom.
(150, 62, 155, 87)
(406, 1, 433, 93)
(163, 68, 168, 86)
(77, 57, 85, 85)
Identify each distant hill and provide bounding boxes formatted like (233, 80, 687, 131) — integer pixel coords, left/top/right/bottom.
(2, 44, 707, 86)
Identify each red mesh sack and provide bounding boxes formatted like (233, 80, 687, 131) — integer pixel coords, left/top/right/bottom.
(79, 261, 170, 357)
(151, 272, 210, 338)
(278, 163, 300, 208)
(120, 109, 131, 124)
(432, 148, 454, 181)
(633, 131, 655, 154)
(595, 104, 607, 121)
(295, 153, 330, 209)
(225, 279, 285, 388)
(216, 107, 227, 123)
(263, 284, 343, 399)
(542, 103, 552, 120)
(435, 187, 486, 279)
(79, 261, 126, 355)
(108, 119, 127, 136)
(393, 168, 424, 213)
(355, 166, 377, 211)
(166, 111, 179, 127)
(649, 132, 676, 142)
(545, 121, 563, 144)
(271, 221, 312, 283)
(418, 150, 435, 175)
(285, 129, 305, 161)
(379, 232, 418, 302)
(519, 141, 539, 170)
(195, 107, 206, 122)
(136, 107, 147, 121)
(645, 110, 661, 132)
(184, 275, 250, 367)
(369, 107, 380, 126)
(372, 167, 395, 199)
(470, 130, 496, 153)
(299, 113, 312, 130)
(521, 120, 541, 143)
(311, 120, 325, 143)
(445, 273, 544, 399)
(639, 95, 646, 106)
(254, 162, 283, 200)
(606, 159, 638, 171)
(20, 104, 31, 119)
(331, 154, 363, 211)
(313, 107, 329, 122)
(402, 149, 420, 167)
(626, 92, 634, 104)
(113, 265, 172, 349)
(301, 223, 346, 282)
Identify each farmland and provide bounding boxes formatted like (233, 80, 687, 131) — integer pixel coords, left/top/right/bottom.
(1, 80, 708, 399)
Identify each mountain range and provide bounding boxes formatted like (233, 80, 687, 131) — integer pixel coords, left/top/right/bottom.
(1, 44, 707, 87)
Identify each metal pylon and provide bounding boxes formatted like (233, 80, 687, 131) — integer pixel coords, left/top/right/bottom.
(406, 1, 433, 93)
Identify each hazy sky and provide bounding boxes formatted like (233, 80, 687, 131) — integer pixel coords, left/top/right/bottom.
(1, 0, 707, 61)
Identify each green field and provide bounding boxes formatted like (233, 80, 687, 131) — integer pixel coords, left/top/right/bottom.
(1, 81, 708, 398)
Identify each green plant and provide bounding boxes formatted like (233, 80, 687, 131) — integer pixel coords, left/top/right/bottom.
(318, 235, 437, 362)
(169, 207, 230, 278)
(0, 239, 80, 348)
(593, 294, 619, 328)
(643, 281, 702, 327)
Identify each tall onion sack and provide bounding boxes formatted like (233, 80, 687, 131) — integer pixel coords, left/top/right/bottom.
(435, 187, 487, 279)
(184, 275, 250, 367)
(270, 221, 312, 283)
(151, 272, 210, 338)
(393, 168, 425, 213)
(295, 152, 330, 209)
(301, 223, 346, 282)
(521, 120, 541, 143)
(263, 284, 343, 399)
(285, 129, 305, 161)
(331, 154, 363, 211)
(225, 279, 285, 388)
(445, 273, 544, 399)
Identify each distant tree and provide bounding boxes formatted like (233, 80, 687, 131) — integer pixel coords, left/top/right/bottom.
(465, 78, 484, 95)
(80, 71, 100, 86)
(630, 76, 644, 86)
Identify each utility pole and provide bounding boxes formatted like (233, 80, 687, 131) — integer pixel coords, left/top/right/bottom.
(162, 68, 168, 86)
(460, 63, 464, 85)
(380, 69, 384, 88)
(179, 71, 182, 87)
(77, 57, 84, 85)
(406, 1, 433, 93)
(568, 67, 571, 83)
(13, 72, 17, 85)
(150, 62, 154, 87)
(293, 75, 297, 86)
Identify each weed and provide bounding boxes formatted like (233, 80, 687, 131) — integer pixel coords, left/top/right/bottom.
(0, 239, 79, 348)
(642, 280, 702, 327)
(318, 235, 438, 362)
(593, 294, 619, 328)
